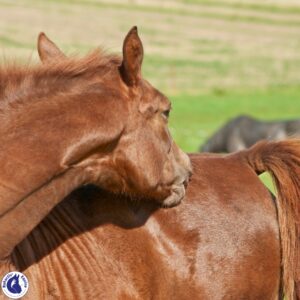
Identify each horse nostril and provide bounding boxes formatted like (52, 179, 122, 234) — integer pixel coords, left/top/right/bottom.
(183, 180, 188, 188)
(183, 171, 192, 188)
(187, 171, 192, 182)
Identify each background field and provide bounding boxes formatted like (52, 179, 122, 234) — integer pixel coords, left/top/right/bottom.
(1, 0, 300, 190)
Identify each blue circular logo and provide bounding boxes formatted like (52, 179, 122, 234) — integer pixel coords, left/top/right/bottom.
(1, 272, 29, 299)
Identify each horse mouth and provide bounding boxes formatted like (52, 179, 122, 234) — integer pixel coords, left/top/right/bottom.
(161, 184, 186, 208)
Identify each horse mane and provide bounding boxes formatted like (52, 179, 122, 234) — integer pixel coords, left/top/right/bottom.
(0, 49, 121, 112)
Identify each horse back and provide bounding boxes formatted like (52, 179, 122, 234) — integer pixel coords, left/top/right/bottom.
(9, 154, 281, 299)
(180, 154, 281, 299)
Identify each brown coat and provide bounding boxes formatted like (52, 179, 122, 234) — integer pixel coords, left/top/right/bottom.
(3, 140, 300, 299)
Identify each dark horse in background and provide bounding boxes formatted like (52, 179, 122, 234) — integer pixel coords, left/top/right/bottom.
(4, 33, 300, 300)
(200, 115, 300, 153)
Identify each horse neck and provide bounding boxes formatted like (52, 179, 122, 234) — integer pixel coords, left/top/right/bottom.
(0, 75, 127, 260)
(0, 166, 91, 259)
(0, 84, 126, 213)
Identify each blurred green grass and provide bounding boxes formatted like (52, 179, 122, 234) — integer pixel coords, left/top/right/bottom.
(169, 87, 300, 192)
(169, 88, 300, 152)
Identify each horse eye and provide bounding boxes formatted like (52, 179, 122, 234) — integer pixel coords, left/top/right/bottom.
(162, 110, 170, 119)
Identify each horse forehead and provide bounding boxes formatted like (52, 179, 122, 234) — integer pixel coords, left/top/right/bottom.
(156, 93, 170, 106)
(140, 80, 164, 100)
(142, 89, 170, 110)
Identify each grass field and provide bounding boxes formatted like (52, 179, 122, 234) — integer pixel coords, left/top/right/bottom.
(1, 0, 300, 190)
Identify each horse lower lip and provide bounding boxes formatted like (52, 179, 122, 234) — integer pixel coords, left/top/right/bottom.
(161, 184, 186, 208)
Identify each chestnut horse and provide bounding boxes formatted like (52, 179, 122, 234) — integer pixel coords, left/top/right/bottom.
(0, 28, 191, 262)
(2, 140, 299, 299)
(38, 34, 300, 299)
(1, 33, 300, 300)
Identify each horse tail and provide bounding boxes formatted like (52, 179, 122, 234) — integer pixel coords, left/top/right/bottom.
(240, 139, 300, 299)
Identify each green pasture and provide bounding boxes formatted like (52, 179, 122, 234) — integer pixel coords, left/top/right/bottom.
(169, 87, 300, 191)
(1, 0, 300, 191)
(170, 87, 300, 151)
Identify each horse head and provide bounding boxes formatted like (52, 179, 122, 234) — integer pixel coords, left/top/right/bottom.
(36, 27, 192, 207)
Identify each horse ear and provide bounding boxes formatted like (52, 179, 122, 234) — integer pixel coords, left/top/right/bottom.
(120, 26, 144, 87)
(37, 32, 66, 63)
